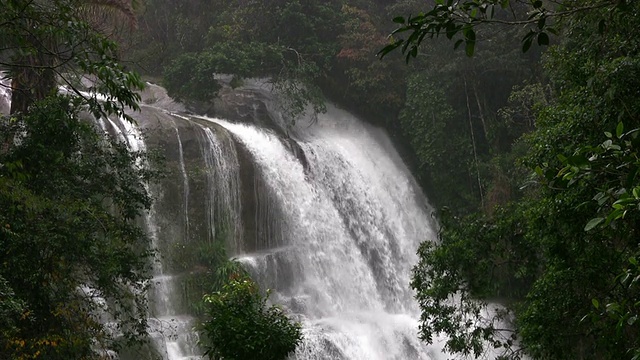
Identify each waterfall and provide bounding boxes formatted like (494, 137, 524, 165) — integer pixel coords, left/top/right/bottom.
(0, 76, 451, 359)
(102, 113, 201, 360)
(107, 78, 450, 359)
(190, 104, 444, 359)
(173, 123, 190, 242)
(0, 77, 11, 114)
(199, 125, 242, 248)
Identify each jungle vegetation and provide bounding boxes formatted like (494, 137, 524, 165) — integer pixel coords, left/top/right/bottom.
(128, 0, 640, 358)
(2, 0, 639, 359)
(1, 0, 153, 358)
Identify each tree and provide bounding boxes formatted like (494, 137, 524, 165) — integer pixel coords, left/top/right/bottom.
(158, 0, 345, 120)
(390, 8, 539, 213)
(1, 0, 142, 121)
(0, 1, 155, 358)
(390, 0, 640, 358)
(200, 273, 302, 360)
(378, 0, 617, 60)
(0, 96, 157, 359)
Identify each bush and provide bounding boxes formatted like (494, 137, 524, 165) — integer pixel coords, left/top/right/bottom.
(200, 274, 302, 360)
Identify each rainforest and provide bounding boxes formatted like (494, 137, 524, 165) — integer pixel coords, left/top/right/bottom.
(1, 0, 639, 359)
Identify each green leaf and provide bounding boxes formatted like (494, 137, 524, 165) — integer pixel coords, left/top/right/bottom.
(378, 40, 403, 59)
(613, 197, 636, 207)
(465, 40, 475, 57)
(584, 217, 604, 231)
(535, 166, 544, 177)
(446, 22, 458, 39)
(567, 155, 589, 168)
(616, 122, 624, 138)
(605, 209, 624, 225)
(393, 16, 406, 24)
(537, 16, 546, 30)
(465, 28, 476, 42)
(410, 46, 418, 58)
(592, 298, 600, 309)
(537, 32, 549, 46)
(606, 302, 621, 314)
(594, 192, 607, 205)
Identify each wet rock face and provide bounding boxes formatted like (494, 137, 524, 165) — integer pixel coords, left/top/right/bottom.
(185, 81, 289, 137)
(135, 107, 293, 256)
(135, 81, 308, 259)
(213, 86, 274, 125)
(140, 82, 185, 114)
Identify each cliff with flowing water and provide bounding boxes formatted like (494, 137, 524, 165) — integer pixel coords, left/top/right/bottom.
(1, 78, 445, 359)
(134, 80, 446, 359)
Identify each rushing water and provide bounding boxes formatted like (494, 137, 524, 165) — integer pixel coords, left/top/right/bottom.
(0, 79, 450, 359)
(105, 84, 446, 359)
(190, 104, 444, 359)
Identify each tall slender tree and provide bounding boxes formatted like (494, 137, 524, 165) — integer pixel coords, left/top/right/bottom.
(2, 0, 140, 116)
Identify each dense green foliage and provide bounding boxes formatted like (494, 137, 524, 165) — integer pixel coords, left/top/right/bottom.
(170, 239, 248, 316)
(200, 273, 302, 360)
(1, 0, 143, 120)
(379, 0, 611, 59)
(397, 27, 538, 211)
(128, 0, 536, 213)
(0, 1, 155, 359)
(0, 96, 156, 359)
(132, 1, 407, 118)
(92, 0, 640, 358)
(401, 0, 640, 359)
(134, 0, 346, 118)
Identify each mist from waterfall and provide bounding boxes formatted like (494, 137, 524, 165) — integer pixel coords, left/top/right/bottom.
(188, 101, 445, 359)
(62, 81, 449, 359)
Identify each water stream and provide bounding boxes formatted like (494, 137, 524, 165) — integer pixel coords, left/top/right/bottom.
(199, 103, 444, 359)
(111, 82, 448, 359)
(0, 79, 451, 359)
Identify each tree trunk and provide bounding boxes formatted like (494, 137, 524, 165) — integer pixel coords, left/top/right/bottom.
(5, 28, 56, 154)
(10, 53, 57, 116)
(4, 2, 54, 116)
(464, 76, 484, 208)
(472, 81, 489, 140)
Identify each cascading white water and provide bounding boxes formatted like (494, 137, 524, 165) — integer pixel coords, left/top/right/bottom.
(0, 77, 11, 114)
(199, 126, 243, 248)
(102, 114, 201, 360)
(173, 124, 190, 241)
(194, 103, 446, 359)
(0, 75, 465, 359)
